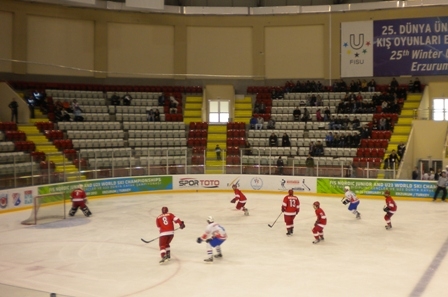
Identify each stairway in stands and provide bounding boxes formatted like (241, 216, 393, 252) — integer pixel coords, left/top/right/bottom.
(205, 125, 227, 174)
(233, 96, 252, 124)
(378, 93, 421, 178)
(184, 96, 203, 124)
(27, 110, 82, 181)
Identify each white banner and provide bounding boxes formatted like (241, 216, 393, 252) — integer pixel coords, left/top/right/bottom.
(341, 21, 373, 78)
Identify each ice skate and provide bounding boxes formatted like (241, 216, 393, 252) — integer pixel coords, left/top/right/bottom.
(320, 236, 324, 241)
(356, 212, 361, 219)
(159, 256, 169, 264)
(214, 253, 223, 259)
(385, 225, 392, 230)
(204, 257, 213, 263)
(243, 208, 249, 216)
(286, 230, 292, 236)
(312, 239, 321, 244)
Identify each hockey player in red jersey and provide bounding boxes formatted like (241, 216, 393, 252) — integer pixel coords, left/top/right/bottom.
(156, 206, 185, 264)
(69, 184, 92, 217)
(312, 201, 327, 244)
(383, 190, 397, 230)
(282, 189, 300, 236)
(230, 184, 249, 216)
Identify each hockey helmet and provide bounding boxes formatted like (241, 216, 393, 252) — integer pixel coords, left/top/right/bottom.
(78, 184, 83, 190)
(384, 190, 391, 196)
(207, 216, 214, 223)
(288, 189, 294, 196)
(162, 206, 169, 214)
(344, 186, 350, 191)
(313, 201, 320, 208)
(232, 184, 237, 189)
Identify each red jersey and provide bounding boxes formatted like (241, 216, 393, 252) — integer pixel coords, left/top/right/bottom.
(156, 213, 181, 236)
(282, 195, 300, 216)
(315, 208, 327, 227)
(71, 189, 86, 202)
(233, 189, 247, 202)
(385, 197, 397, 213)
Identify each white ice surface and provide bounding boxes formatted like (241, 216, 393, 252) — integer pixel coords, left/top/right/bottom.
(0, 192, 447, 297)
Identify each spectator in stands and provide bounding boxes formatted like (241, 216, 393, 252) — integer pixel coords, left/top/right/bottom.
(169, 95, 179, 108)
(170, 107, 177, 114)
(259, 101, 266, 113)
(342, 115, 350, 130)
(301, 108, 310, 123)
(345, 161, 354, 177)
(316, 109, 324, 122)
(397, 142, 406, 162)
(73, 106, 84, 122)
(26, 95, 35, 119)
(408, 80, 415, 93)
(352, 132, 361, 147)
(254, 101, 261, 113)
(255, 116, 264, 130)
(307, 94, 316, 106)
(293, 107, 301, 121)
(349, 80, 357, 92)
(8, 98, 18, 123)
(282, 133, 291, 147)
(276, 156, 284, 175)
(329, 115, 336, 130)
(413, 77, 422, 93)
(215, 144, 222, 160)
(368, 79, 376, 92)
(379, 117, 387, 130)
(389, 150, 399, 168)
(381, 100, 389, 113)
(111, 92, 121, 106)
(352, 116, 360, 130)
(336, 99, 345, 113)
(154, 109, 161, 121)
(360, 125, 371, 139)
(324, 107, 331, 121)
(71, 99, 79, 112)
(389, 77, 399, 93)
(267, 117, 276, 129)
(250, 115, 257, 129)
(361, 79, 368, 92)
(123, 92, 132, 106)
(308, 141, 315, 156)
(316, 81, 323, 92)
(412, 167, 419, 180)
(333, 115, 343, 130)
(338, 133, 346, 147)
(325, 132, 334, 147)
(147, 108, 155, 122)
(316, 94, 323, 106)
(244, 140, 252, 155)
(55, 106, 71, 122)
(386, 116, 393, 130)
(384, 155, 394, 179)
(306, 154, 315, 176)
(314, 141, 324, 156)
(158, 93, 166, 106)
(269, 133, 278, 147)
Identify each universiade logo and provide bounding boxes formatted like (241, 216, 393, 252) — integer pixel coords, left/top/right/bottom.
(250, 177, 263, 190)
(12, 193, 21, 206)
(0, 193, 7, 209)
(178, 178, 220, 188)
(343, 33, 371, 65)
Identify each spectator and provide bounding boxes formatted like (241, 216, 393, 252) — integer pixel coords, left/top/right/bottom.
(324, 107, 331, 121)
(361, 79, 368, 92)
(379, 117, 387, 130)
(123, 92, 132, 106)
(244, 140, 252, 156)
(259, 101, 266, 113)
(215, 144, 222, 160)
(293, 107, 301, 121)
(277, 156, 284, 175)
(255, 116, 264, 130)
(412, 167, 419, 180)
(110, 92, 120, 105)
(308, 141, 315, 156)
(367, 79, 376, 92)
(27, 95, 35, 119)
(397, 142, 406, 162)
(154, 109, 161, 122)
(282, 133, 291, 147)
(316, 94, 323, 106)
(314, 141, 324, 156)
(250, 115, 257, 129)
(352, 116, 360, 130)
(147, 109, 155, 122)
(433, 171, 447, 201)
(301, 108, 310, 123)
(73, 106, 84, 122)
(267, 117, 276, 129)
(158, 93, 166, 106)
(408, 80, 414, 93)
(325, 132, 334, 147)
(169, 95, 179, 108)
(306, 154, 314, 176)
(360, 125, 371, 139)
(413, 77, 422, 93)
(316, 109, 324, 121)
(269, 133, 278, 147)
(389, 150, 399, 167)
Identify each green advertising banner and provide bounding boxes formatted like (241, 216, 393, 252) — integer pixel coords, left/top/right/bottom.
(38, 176, 173, 199)
(317, 178, 436, 198)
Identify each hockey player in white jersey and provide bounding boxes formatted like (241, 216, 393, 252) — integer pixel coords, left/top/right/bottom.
(341, 186, 361, 219)
(196, 216, 227, 263)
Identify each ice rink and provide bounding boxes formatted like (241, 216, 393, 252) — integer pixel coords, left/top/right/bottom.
(0, 191, 447, 297)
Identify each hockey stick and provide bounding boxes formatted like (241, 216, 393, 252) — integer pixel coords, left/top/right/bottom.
(302, 179, 311, 191)
(268, 212, 283, 228)
(141, 228, 180, 244)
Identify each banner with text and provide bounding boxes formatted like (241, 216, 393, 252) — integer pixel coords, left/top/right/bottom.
(317, 178, 436, 198)
(38, 176, 172, 197)
(341, 16, 448, 77)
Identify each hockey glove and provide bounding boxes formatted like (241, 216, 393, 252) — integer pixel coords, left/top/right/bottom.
(383, 206, 390, 212)
(341, 198, 349, 205)
(281, 206, 286, 212)
(205, 238, 213, 243)
(230, 198, 237, 203)
(196, 237, 203, 244)
(179, 221, 185, 229)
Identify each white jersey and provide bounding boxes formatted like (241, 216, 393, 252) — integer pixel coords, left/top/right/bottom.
(201, 223, 228, 241)
(344, 190, 359, 203)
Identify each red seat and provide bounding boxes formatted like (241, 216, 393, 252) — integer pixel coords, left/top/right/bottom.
(356, 148, 365, 157)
